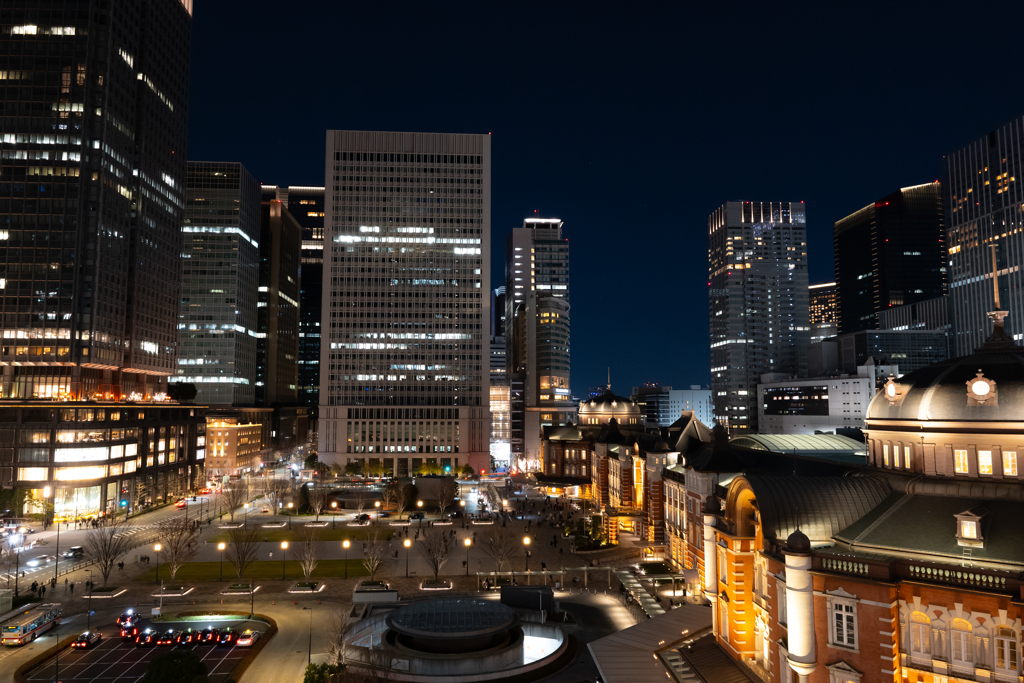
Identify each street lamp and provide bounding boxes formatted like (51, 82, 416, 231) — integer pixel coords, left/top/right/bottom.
(86, 569, 93, 630)
(154, 543, 162, 582)
(374, 500, 381, 524)
(287, 502, 293, 529)
(523, 536, 530, 572)
(460, 500, 466, 528)
(331, 501, 338, 529)
(464, 538, 471, 577)
(281, 541, 288, 580)
(301, 606, 313, 664)
(218, 542, 226, 581)
(417, 500, 424, 526)
(244, 502, 249, 529)
(45, 486, 60, 585)
(403, 538, 411, 578)
(342, 540, 350, 580)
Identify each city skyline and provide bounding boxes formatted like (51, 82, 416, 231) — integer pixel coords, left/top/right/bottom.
(181, 0, 1024, 396)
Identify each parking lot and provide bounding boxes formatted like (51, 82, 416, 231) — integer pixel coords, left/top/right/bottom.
(25, 617, 263, 682)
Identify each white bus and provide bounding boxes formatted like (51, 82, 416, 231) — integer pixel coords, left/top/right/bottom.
(2, 604, 62, 645)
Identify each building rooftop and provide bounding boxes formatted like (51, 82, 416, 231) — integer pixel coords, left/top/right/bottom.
(730, 433, 867, 460)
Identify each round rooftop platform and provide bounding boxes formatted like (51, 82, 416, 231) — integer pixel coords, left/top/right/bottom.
(386, 598, 517, 640)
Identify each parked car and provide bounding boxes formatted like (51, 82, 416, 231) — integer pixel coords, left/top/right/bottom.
(410, 512, 425, 520)
(218, 628, 237, 646)
(62, 546, 85, 559)
(199, 628, 221, 644)
(177, 629, 199, 645)
(117, 611, 140, 628)
(235, 630, 261, 647)
(120, 625, 139, 640)
(135, 629, 158, 647)
(71, 631, 101, 649)
(156, 630, 181, 646)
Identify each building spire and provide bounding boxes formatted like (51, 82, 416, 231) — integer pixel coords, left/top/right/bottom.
(979, 242, 1016, 351)
(607, 367, 611, 391)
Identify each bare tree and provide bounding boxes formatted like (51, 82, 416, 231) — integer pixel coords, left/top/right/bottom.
(418, 528, 453, 583)
(479, 525, 519, 573)
(307, 480, 329, 521)
(436, 478, 457, 518)
(352, 488, 368, 519)
(394, 484, 415, 521)
(85, 520, 134, 586)
(157, 518, 199, 584)
(361, 528, 389, 580)
(133, 479, 149, 511)
(326, 607, 355, 668)
(226, 526, 260, 579)
(222, 480, 249, 523)
(263, 476, 292, 521)
(382, 480, 399, 510)
(298, 527, 321, 580)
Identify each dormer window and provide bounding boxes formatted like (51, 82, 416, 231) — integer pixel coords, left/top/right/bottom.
(955, 506, 989, 547)
(967, 371, 997, 405)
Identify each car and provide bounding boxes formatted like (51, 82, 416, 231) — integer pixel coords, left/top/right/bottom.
(235, 629, 261, 647)
(200, 488, 211, 494)
(218, 628, 237, 646)
(25, 555, 54, 567)
(410, 512, 425, 520)
(355, 513, 371, 522)
(117, 611, 140, 628)
(71, 631, 101, 649)
(62, 546, 85, 559)
(156, 629, 181, 646)
(177, 629, 199, 645)
(199, 627, 221, 644)
(259, 506, 271, 513)
(135, 629, 158, 647)
(448, 510, 463, 519)
(175, 499, 186, 508)
(120, 625, 140, 640)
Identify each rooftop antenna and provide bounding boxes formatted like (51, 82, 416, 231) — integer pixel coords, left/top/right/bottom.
(990, 243, 1002, 310)
(607, 367, 611, 391)
(982, 242, 1014, 349)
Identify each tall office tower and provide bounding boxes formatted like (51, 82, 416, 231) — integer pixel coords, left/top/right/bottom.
(809, 282, 838, 343)
(833, 183, 945, 334)
(489, 286, 509, 469)
(262, 185, 325, 422)
(175, 162, 261, 406)
(0, 0, 191, 400)
(0, 0, 200, 517)
(947, 118, 1024, 354)
(709, 201, 809, 434)
(255, 197, 301, 406)
(319, 131, 491, 475)
(505, 218, 573, 468)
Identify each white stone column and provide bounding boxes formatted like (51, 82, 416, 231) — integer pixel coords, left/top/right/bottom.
(785, 548, 817, 682)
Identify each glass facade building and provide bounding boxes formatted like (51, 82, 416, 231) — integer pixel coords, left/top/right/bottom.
(256, 194, 301, 406)
(175, 162, 261, 406)
(809, 281, 838, 343)
(318, 131, 491, 475)
(709, 201, 809, 434)
(0, 0, 191, 401)
(947, 117, 1024, 355)
(833, 182, 946, 335)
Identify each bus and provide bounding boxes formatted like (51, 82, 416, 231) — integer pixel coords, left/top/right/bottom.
(2, 604, 62, 646)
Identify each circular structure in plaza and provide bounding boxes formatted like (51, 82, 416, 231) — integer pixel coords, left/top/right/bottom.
(385, 598, 518, 654)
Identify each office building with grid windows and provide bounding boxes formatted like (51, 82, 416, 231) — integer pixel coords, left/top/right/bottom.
(833, 182, 946, 335)
(809, 281, 838, 343)
(504, 218, 574, 469)
(318, 131, 492, 475)
(947, 117, 1024, 355)
(174, 162, 261, 406)
(709, 201, 809, 434)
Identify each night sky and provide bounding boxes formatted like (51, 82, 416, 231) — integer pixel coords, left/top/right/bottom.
(187, 0, 1024, 400)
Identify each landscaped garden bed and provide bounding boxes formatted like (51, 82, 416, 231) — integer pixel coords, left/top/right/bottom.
(419, 579, 452, 590)
(87, 586, 126, 598)
(288, 581, 324, 593)
(151, 585, 194, 597)
(221, 583, 260, 595)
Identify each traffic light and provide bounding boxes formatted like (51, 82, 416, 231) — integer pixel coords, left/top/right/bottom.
(119, 500, 127, 507)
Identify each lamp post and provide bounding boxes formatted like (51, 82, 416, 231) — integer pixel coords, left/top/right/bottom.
(302, 606, 313, 664)
(464, 538, 471, 577)
(403, 539, 411, 578)
(460, 500, 466, 528)
(218, 542, 226, 581)
(374, 500, 381, 524)
(244, 502, 249, 529)
(342, 540, 350, 580)
(154, 543, 162, 582)
(331, 501, 338, 529)
(281, 541, 288, 580)
(523, 536, 530, 572)
(45, 486, 60, 585)
(86, 569, 93, 630)
(416, 500, 424, 526)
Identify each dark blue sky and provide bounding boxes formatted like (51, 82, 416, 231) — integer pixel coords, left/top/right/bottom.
(187, 0, 1024, 399)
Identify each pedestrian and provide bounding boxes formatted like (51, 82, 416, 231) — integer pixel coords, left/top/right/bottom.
(41, 586, 45, 598)
(69, 582, 74, 594)
(64, 578, 68, 590)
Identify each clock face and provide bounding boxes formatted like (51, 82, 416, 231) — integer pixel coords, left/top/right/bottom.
(886, 383, 896, 398)
(972, 380, 991, 396)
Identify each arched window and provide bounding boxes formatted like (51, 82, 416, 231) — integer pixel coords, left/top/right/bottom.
(910, 612, 931, 659)
(950, 618, 974, 670)
(996, 627, 1019, 673)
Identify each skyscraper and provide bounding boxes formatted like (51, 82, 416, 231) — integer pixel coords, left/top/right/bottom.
(709, 201, 809, 434)
(318, 131, 491, 475)
(808, 282, 837, 343)
(0, 0, 192, 400)
(175, 161, 261, 406)
(256, 195, 301, 406)
(833, 183, 945, 334)
(489, 286, 509, 468)
(505, 218, 573, 467)
(947, 117, 1024, 355)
